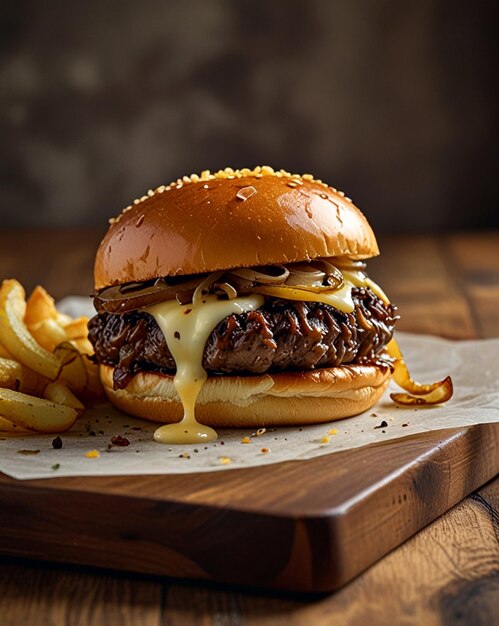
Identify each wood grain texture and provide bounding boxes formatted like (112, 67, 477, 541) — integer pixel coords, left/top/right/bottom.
(369, 235, 477, 339)
(1, 424, 497, 592)
(444, 232, 499, 339)
(1, 475, 498, 626)
(0, 231, 498, 623)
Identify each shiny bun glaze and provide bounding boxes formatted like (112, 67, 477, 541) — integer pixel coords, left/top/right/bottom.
(94, 166, 379, 290)
(100, 362, 391, 427)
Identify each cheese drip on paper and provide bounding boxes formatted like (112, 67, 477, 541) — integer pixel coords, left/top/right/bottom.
(144, 268, 388, 444)
(145, 295, 264, 444)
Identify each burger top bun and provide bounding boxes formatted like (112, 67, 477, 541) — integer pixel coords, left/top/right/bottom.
(94, 166, 379, 290)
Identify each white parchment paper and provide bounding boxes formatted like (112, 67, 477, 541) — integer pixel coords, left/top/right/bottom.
(0, 295, 498, 480)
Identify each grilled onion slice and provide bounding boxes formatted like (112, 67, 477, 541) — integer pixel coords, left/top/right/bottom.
(387, 338, 453, 405)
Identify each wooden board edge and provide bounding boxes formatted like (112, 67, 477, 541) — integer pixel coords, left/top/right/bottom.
(299, 423, 499, 591)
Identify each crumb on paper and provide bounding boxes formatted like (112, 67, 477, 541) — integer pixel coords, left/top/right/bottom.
(328, 428, 338, 435)
(17, 449, 40, 455)
(110, 435, 130, 447)
(320, 436, 330, 444)
(219, 456, 231, 465)
(179, 452, 190, 459)
(261, 447, 270, 454)
(241, 436, 251, 444)
(52, 436, 63, 449)
(52, 463, 60, 471)
(402, 423, 409, 427)
(85, 450, 100, 458)
(374, 420, 388, 429)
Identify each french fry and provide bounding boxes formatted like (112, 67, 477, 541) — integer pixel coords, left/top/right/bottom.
(0, 388, 78, 433)
(25, 288, 90, 350)
(0, 416, 29, 433)
(0, 342, 12, 359)
(28, 319, 68, 352)
(24, 285, 59, 325)
(44, 381, 85, 414)
(0, 356, 47, 395)
(61, 317, 89, 340)
(81, 355, 105, 400)
(54, 342, 89, 394)
(56, 312, 73, 326)
(0, 280, 62, 380)
(0, 280, 99, 434)
(69, 337, 94, 355)
(0, 357, 22, 390)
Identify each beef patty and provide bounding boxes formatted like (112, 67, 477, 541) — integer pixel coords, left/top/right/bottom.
(88, 288, 397, 390)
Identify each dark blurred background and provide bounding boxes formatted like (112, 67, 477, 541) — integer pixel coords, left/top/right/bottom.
(0, 0, 497, 232)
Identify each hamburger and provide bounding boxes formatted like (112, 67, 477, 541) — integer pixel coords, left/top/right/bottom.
(88, 166, 398, 443)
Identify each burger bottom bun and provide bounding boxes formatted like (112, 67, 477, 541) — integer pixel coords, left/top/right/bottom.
(100, 362, 391, 427)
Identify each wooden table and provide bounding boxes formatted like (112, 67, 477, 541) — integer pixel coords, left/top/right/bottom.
(0, 230, 498, 625)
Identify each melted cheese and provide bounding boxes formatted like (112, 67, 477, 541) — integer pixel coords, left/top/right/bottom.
(251, 272, 389, 312)
(145, 294, 264, 444)
(252, 283, 355, 312)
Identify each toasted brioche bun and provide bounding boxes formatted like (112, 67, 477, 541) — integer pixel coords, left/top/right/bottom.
(100, 362, 391, 427)
(94, 167, 379, 290)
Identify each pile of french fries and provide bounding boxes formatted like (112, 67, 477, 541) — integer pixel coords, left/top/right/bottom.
(0, 279, 103, 433)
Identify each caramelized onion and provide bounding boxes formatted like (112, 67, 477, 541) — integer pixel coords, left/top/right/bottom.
(192, 271, 224, 307)
(95, 258, 368, 313)
(390, 379, 453, 406)
(286, 262, 326, 287)
(315, 259, 344, 288)
(230, 266, 289, 285)
(95, 278, 202, 313)
(215, 282, 238, 300)
(386, 338, 454, 405)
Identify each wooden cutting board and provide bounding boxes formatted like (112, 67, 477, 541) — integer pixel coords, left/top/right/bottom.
(1, 231, 498, 593)
(1, 422, 497, 592)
